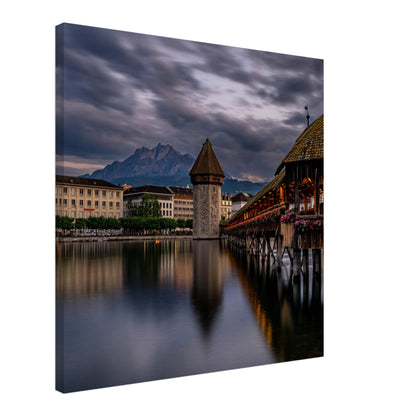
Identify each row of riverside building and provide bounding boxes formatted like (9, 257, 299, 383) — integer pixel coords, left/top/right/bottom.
(55, 175, 252, 221)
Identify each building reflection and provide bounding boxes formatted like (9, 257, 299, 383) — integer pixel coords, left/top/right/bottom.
(172, 240, 194, 291)
(118, 239, 224, 338)
(228, 245, 323, 362)
(56, 242, 124, 300)
(191, 240, 223, 337)
(121, 240, 195, 291)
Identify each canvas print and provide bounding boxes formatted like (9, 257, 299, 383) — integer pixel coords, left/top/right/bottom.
(56, 23, 324, 393)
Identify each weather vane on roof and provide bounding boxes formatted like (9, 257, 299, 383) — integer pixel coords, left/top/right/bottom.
(305, 106, 310, 127)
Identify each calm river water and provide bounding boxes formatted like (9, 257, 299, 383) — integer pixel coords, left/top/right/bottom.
(56, 239, 323, 393)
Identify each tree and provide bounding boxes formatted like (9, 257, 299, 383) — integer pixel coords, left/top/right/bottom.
(86, 216, 99, 230)
(105, 217, 121, 230)
(58, 215, 74, 232)
(137, 194, 162, 218)
(176, 218, 186, 229)
(185, 219, 193, 229)
(75, 218, 87, 229)
(160, 218, 176, 231)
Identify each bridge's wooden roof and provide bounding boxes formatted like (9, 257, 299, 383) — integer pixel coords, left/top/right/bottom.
(230, 169, 286, 221)
(275, 114, 323, 175)
(189, 139, 225, 177)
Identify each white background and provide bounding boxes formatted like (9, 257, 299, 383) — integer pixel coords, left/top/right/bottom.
(1, 1, 415, 414)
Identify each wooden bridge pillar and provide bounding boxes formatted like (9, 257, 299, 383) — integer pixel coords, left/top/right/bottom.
(302, 248, 309, 277)
(312, 248, 321, 278)
(261, 235, 266, 257)
(276, 235, 284, 270)
(293, 248, 301, 281)
(266, 236, 273, 259)
(253, 233, 261, 256)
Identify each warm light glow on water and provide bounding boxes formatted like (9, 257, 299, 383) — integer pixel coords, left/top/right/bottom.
(56, 239, 323, 393)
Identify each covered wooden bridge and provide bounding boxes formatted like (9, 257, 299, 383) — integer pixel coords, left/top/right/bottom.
(225, 114, 324, 279)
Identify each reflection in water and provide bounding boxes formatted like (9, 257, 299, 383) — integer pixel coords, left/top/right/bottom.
(192, 241, 223, 337)
(56, 242, 124, 300)
(228, 244, 323, 362)
(56, 239, 323, 393)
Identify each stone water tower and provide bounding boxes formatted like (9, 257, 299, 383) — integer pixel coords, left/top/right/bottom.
(190, 139, 225, 239)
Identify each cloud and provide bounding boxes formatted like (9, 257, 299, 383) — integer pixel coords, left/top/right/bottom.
(57, 23, 323, 182)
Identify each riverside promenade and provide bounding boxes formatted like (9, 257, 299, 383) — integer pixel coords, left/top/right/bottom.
(56, 235, 193, 243)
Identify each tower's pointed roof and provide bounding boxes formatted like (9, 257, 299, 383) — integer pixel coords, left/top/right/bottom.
(189, 139, 225, 177)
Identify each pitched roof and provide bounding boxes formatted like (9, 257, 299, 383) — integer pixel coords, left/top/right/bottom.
(56, 175, 122, 189)
(275, 114, 323, 175)
(167, 186, 193, 196)
(189, 139, 225, 177)
(231, 192, 253, 203)
(124, 185, 173, 196)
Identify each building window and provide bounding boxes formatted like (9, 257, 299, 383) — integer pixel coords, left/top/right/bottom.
(102, 201, 106, 207)
(79, 200, 84, 207)
(95, 190, 99, 197)
(116, 192, 120, 197)
(95, 201, 99, 208)
(116, 202, 120, 208)
(109, 202, 113, 209)
(109, 212, 113, 218)
(102, 212, 106, 217)
(79, 189, 84, 196)
(87, 189, 92, 196)
(63, 187, 67, 194)
(79, 212, 83, 218)
(63, 199, 67, 206)
(102, 191, 106, 197)
(109, 191, 113, 197)
(72, 188, 76, 196)
(87, 200, 91, 207)
(163, 210, 165, 216)
(71, 211, 75, 218)
(71, 200, 76, 207)
(63, 211, 67, 216)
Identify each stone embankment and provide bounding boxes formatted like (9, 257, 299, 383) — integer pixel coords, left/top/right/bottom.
(56, 235, 193, 243)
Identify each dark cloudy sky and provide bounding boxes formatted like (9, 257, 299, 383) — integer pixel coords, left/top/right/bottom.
(56, 23, 323, 182)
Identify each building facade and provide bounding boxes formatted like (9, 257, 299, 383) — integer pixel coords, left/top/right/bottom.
(55, 175, 123, 219)
(231, 192, 253, 215)
(221, 194, 232, 220)
(190, 139, 225, 239)
(168, 186, 194, 220)
(123, 185, 174, 218)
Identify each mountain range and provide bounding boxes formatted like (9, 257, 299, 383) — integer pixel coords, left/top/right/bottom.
(81, 143, 267, 195)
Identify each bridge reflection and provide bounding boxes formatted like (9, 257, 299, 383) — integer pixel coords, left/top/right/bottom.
(227, 240, 323, 362)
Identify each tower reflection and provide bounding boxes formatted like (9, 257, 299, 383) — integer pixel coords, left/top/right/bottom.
(191, 240, 223, 338)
